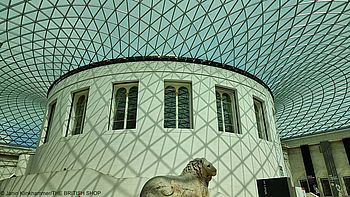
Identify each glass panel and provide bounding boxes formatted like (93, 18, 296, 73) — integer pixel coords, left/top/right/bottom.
(254, 102, 263, 138)
(178, 86, 190, 128)
(254, 99, 267, 139)
(113, 88, 127, 130)
(73, 95, 86, 135)
(126, 86, 138, 129)
(44, 102, 56, 143)
(321, 179, 332, 196)
(223, 93, 234, 132)
(164, 86, 176, 128)
(216, 92, 223, 131)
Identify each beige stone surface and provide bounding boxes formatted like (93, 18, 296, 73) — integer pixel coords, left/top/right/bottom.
(140, 158, 217, 197)
(284, 132, 350, 196)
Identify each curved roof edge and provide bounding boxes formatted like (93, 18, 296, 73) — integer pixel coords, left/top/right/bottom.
(47, 56, 273, 99)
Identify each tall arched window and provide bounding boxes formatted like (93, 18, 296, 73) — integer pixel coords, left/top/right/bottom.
(216, 87, 240, 133)
(44, 101, 56, 143)
(73, 95, 87, 135)
(253, 97, 268, 140)
(67, 89, 89, 136)
(164, 82, 192, 129)
(112, 83, 139, 130)
(164, 86, 176, 128)
(178, 87, 190, 128)
(113, 88, 127, 129)
(216, 92, 223, 131)
(222, 93, 234, 132)
(126, 86, 138, 129)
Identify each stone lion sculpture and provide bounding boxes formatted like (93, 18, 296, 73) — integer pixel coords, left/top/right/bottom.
(140, 158, 217, 197)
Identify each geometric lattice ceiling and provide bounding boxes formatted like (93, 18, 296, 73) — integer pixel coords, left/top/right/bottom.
(1, 1, 350, 147)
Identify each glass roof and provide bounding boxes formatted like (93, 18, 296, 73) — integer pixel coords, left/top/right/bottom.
(1, 0, 350, 147)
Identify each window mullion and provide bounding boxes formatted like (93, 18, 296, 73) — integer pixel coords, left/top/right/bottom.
(176, 88, 179, 128)
(220, 93, 225, 132)
(263, 110, 268, 140)
(189, 86, 192, 128)
(80, 96, 87, 134)
(72, 101, 77, 135)
(231, 94, 236, 133)
(124, 89, 129, 129)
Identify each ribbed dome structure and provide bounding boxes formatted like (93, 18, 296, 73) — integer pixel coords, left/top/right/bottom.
(1, 0, 350, 147)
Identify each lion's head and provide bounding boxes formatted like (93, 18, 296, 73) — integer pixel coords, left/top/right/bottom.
(181, 158, 217, 185)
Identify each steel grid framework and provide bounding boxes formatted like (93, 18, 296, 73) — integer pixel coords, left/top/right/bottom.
(0, 0, 350, 147)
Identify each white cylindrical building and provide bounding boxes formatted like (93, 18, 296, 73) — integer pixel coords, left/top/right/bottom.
(5, 59, 285, 196)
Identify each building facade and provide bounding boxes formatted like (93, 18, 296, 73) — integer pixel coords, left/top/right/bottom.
(0, 60, 284, 196)
(285, 129, 350, 197)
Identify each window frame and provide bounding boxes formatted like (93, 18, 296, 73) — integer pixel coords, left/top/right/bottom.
(44, 100, 57, 143)
(215, 86, 241, 134)
(164, 81, 193, 129)
(110, 82, 139, 130)
(66, 88, 89, 136)
(253, 97, 269, 140)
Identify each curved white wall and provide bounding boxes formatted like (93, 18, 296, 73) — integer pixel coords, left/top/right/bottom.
(30, 61, 283, 196)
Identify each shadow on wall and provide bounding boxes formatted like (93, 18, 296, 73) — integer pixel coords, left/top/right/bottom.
(0, 168, 147, 196)
(16, 62, 283, 196)
(22, 127, 279, 196)
(0, 167, 228, 196)
(29, 126, 279, 196)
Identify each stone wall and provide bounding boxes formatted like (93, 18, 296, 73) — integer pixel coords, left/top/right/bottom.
(284, 129, 350, 196)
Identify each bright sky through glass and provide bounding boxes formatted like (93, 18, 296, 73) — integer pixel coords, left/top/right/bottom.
(1, 0, 350, 147)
